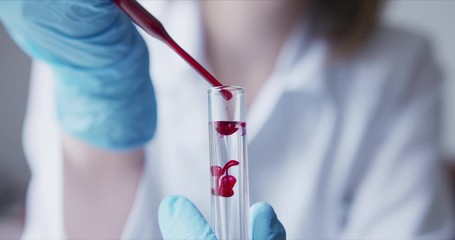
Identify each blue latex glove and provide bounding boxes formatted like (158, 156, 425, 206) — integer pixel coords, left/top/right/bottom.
(158, 195, 286, 239)
(0, 0, 156, 150)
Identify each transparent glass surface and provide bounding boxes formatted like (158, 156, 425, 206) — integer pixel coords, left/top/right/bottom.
(208, 86, 250, 240)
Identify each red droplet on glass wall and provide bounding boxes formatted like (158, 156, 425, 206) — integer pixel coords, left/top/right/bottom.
(215, 121, 239, 136)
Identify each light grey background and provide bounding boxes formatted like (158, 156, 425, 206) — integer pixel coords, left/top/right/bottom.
(0, 23, 30, 213)
(385, 0, 455, 156)
(0, 21, 30, 238)
(0, 0, 454, 234)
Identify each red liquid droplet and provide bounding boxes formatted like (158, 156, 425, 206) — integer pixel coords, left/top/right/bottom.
(221, 175, 237, 188)
(223, 160, 240, 172)
(215, 121, 240, 136)
(219, 185, 234, 197)
(210, 160, 240, 198)
(210, 166, 223, 177)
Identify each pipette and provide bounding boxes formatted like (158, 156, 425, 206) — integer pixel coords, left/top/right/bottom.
(114, 0, 232, 99)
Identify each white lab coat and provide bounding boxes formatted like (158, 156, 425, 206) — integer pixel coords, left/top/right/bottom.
(21, 1, 455, 239)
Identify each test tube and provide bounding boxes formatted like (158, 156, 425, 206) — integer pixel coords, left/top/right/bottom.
(208, 86, 250, 240)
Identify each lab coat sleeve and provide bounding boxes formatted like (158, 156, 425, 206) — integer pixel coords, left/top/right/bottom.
(22, 60, 66, 239)
(341, 38, 455, 239)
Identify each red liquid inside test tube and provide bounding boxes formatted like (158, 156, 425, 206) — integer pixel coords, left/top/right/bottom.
(209, 87, 249, 239)
(114, 0, 233, 100)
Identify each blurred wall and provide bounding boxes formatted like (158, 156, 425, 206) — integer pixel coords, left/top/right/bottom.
(0, 24, 30, 212)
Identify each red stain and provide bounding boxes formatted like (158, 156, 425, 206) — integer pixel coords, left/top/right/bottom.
(211, 160, 239, 197)
(215, 121, 239, 136)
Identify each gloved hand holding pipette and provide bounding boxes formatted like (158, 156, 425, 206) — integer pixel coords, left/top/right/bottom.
(0, 1, 284, 239)
(0, 0, 156, 150)
(158, 195, 286, 240)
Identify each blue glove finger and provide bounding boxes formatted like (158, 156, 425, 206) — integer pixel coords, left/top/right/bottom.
(250, 202, 286, 240)
(158, 195, 217, 240)
(158, 195, 286, 240)
(0, 0, 156, 150)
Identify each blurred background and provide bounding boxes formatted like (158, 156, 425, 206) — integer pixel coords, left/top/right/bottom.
(0, 1, 454, 238)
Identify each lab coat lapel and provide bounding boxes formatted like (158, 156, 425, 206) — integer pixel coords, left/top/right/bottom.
(247, 20, 329, 143)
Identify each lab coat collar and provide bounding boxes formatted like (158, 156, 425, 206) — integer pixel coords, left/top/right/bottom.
(247, 18, 330, 141)
(273, 19, 329, 94)
(159, 2, 330, 141)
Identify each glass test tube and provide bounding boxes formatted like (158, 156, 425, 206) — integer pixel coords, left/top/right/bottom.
(208, 86, 250, 240)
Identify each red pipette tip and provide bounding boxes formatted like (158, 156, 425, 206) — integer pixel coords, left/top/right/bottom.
(219, 89, 233, 100)
(114, 0, 233, 100)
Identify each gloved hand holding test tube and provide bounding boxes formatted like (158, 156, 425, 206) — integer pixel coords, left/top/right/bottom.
(156, 88, 286, 240)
